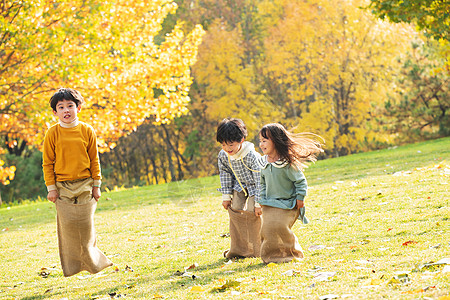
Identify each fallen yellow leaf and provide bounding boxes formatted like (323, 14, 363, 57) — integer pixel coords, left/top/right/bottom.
(370, 278, 382, 285)
(402, 288, 425, 294)
(211, 280, 241, 292)
(190, 286, 205, 292)
(438, 296, 450, 300)
(267, 263, 277, 268)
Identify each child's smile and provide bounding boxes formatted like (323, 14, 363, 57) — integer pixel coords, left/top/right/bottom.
(259, 134, 277, 160)
(221, 140, 243, 156)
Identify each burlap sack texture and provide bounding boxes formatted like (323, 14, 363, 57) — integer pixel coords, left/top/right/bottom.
(260, 205, 304, 263)
(56, 198, 112, 277)
(225, 208, 261, 258)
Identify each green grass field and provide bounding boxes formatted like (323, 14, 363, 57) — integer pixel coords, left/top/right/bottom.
(0, 137, 449, 300)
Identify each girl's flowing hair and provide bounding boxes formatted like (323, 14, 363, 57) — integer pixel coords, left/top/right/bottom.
(259, 123, 324, 169)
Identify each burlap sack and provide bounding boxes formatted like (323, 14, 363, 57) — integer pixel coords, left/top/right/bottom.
(224, 207, 261, 258)
(56, 197, 112, 277)
(260, 205, 304, 263)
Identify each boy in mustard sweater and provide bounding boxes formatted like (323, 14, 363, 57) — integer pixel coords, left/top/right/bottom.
(42, 88, 112, 277)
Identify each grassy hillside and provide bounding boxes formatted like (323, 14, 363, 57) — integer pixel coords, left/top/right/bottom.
(0, 137, 449, 299)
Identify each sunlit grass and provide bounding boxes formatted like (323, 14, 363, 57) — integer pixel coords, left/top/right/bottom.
(0, 137, 449, 299)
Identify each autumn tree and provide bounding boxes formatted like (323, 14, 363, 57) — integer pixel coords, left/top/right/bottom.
(1, 0, 204, 154)
(188, 0, 283, 146)
(262, 0, 416, 155)
(193, 22, 279, 135)
(0, 0, 204, 196)
(167, 0, 275, 180)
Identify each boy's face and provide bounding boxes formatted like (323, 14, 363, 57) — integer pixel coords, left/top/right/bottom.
(53, 99, 81, 124)
(221, 138, 244, 156)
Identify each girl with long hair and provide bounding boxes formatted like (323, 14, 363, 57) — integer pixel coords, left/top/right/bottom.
(257, 123, 323, 263)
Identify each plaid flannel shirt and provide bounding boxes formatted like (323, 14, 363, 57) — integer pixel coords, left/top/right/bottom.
(217, 142, 261, 202)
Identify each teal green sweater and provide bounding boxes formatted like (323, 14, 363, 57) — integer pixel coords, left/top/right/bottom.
(258, 158, 307, 209)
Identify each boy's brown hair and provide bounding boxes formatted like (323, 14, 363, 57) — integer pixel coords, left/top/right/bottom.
(216, 118, 248, 144)
(49, 88, 84, 111)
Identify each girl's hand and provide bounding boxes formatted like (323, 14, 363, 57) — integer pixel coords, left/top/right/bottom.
(254, 207, 262, 216)
(92, 186, 101, 201)
(296, 199, 304, 208)
(47, 190, 59, 203)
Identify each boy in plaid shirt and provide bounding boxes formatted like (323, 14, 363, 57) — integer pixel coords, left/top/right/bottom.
(217, 118, 262, 215)
(217, 118, 262, 258)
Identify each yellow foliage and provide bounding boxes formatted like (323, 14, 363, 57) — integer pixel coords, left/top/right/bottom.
(0, 0, 205, 152)
(263, 0, 416, 154)
(0, 160, 16, 186)
(193, 21, 281, 138)
(300, 100, 337, 150)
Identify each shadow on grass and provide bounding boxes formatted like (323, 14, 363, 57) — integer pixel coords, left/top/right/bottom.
(25, 286, 124, 300)
(19, 288, 64, 300)
(152, 258, 267, 294)
(73, 258, 267, 298)
(196, 257, 267, 273)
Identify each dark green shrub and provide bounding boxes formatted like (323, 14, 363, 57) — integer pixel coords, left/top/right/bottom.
(0, 151, 46, 203)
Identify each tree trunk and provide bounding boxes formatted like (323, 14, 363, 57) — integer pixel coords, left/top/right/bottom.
(158, 126, 176, 182)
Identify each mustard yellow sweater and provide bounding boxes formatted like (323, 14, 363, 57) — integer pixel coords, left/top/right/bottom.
(42, 120, 102, 192)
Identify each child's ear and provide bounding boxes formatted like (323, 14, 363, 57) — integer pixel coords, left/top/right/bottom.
(77, 105, 82, 113)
